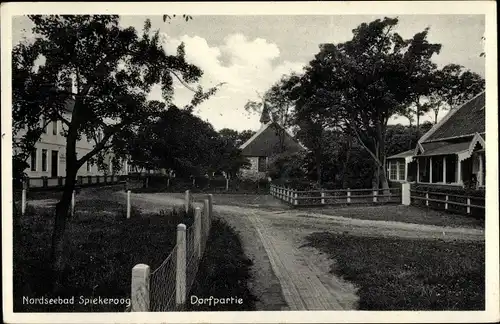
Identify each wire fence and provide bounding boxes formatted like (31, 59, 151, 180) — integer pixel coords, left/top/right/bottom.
(150, 248, 177, 312)
(127, 190, 213, 312)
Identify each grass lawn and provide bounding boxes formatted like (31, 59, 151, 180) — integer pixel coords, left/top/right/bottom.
(310, 205, 484, 229)
(304, 232, 485, 310)
(186, 218, 258, 311)
(13, 196, 194, 312)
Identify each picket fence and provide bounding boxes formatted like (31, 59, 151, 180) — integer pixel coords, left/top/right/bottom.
(24, 174, 124, 189)
(270, 184, 401, 206)
(126, 190, 213, 312)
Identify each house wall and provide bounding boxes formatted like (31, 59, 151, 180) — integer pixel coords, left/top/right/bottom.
(240, 156, 267, 180)
(17, 114, 127, 178)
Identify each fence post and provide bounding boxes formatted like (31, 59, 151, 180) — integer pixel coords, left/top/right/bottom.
(167, 177, 170, 188)
(184, 190, 191, 213)
(194, 207, 202, 259)
(176, 224, 187, 307)
(373, 190, 378, 203)
(445, 195, 449, 210)
(21, 184, 27, 216)
(347, 188, 351, 204)
(467, 198, 471, 214)
(71, 190, 75, 217)
(225, 177, 229, 191)
(131, 264, 150, 311)
(321, 191, 325, 205)
(401, 183, 410, 206)
(207, 194, 213, 225)
(425, 193, 429, 206)
(145, 176, 149, 188)
(127, 190, 131, 219)
(203, 199, 210, 235)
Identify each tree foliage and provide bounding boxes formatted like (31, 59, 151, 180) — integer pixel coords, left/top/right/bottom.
(128, 113, 251, 178)
(291, 17, 445, 189)
(12, 15, 220, 283)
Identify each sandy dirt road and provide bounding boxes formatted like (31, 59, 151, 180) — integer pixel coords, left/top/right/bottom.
(113, 191, 484, 311)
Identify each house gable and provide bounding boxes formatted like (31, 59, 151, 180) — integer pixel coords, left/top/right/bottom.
(419, 92, 485, 144)
(240, 122, 305, 157)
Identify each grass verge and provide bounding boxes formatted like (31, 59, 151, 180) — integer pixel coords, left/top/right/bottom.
(303, 232, 485, 310)
(13, 199, 194, 312)
(311, 205, 484, 229)
(186, 218, 258, 311)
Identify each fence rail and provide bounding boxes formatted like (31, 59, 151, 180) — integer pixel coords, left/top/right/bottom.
(22, 175, 125, 190)
(127, 191, 213, 312)
(270, 184, 401, 206)
(409, 189, 485, 215)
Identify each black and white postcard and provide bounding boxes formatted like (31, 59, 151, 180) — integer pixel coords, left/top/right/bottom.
(1, 1, 498, 323)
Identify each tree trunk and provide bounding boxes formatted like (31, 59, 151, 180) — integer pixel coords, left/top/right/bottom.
(342, 133, 352, 188)
(51, 168, 77, 292)
(315, 156, 322, 186)
(51, 116, 80, 293)
(434, 109, 439, 124)
(415, 101, 421, 141)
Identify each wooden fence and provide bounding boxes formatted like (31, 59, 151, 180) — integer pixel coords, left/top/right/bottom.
(23, 175, 125, 190)
(127, 191, 213, 312)
(270, 184, 401, 206)
(409, 189, 485, 216)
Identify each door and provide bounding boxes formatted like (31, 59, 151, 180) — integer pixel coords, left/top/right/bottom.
(51, 150, 58, 177)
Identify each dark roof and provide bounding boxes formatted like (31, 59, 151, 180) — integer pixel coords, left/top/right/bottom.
(425, 92, 485, 142)
(419, 141, 470, 157)
(240, 122, 305, 157)
(387, 150, 414, 159)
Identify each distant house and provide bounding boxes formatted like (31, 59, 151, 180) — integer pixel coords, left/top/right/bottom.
(239, 104, 306, 180)
(387, 91, 486, 189)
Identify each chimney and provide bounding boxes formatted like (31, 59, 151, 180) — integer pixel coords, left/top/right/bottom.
(259, 102, 271, 130)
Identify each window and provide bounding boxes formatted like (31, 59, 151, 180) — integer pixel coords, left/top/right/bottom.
(431, 156, 444, 183)
(30, 149, 37, 171)
(258, 156, 267, 172)
(398, 161, 406, 181)
(42, 149, 48, 171)
(445, 155, 457, 183)
(52, 120, 58, 135)
(87, 161, 91, 173)
(418, 157, 430, 183)
(389, 161, 398, 180)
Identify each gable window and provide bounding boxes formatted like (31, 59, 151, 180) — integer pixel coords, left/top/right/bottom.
(30, 149, 37, 171)
(87, 161, 92, 173)
(258, 156, 267, 172)
(42, 149, 48, 172)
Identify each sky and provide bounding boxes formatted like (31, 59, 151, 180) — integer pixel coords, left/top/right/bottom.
(12, 14, 485, 132)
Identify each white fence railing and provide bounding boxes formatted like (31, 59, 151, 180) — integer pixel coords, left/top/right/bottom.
(127, 191, 213, 312)
(408, 187, 485, 215)
(270, 184, 401, 206)
(24, 175, 124, 189)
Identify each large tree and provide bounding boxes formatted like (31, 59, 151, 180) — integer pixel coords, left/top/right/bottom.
(12, 15, 220, 289)
(429, 64, 485, 123)
(297, 17, 443, 190)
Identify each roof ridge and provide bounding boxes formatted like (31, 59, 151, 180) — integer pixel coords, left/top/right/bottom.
(418, 91, 485, 145)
